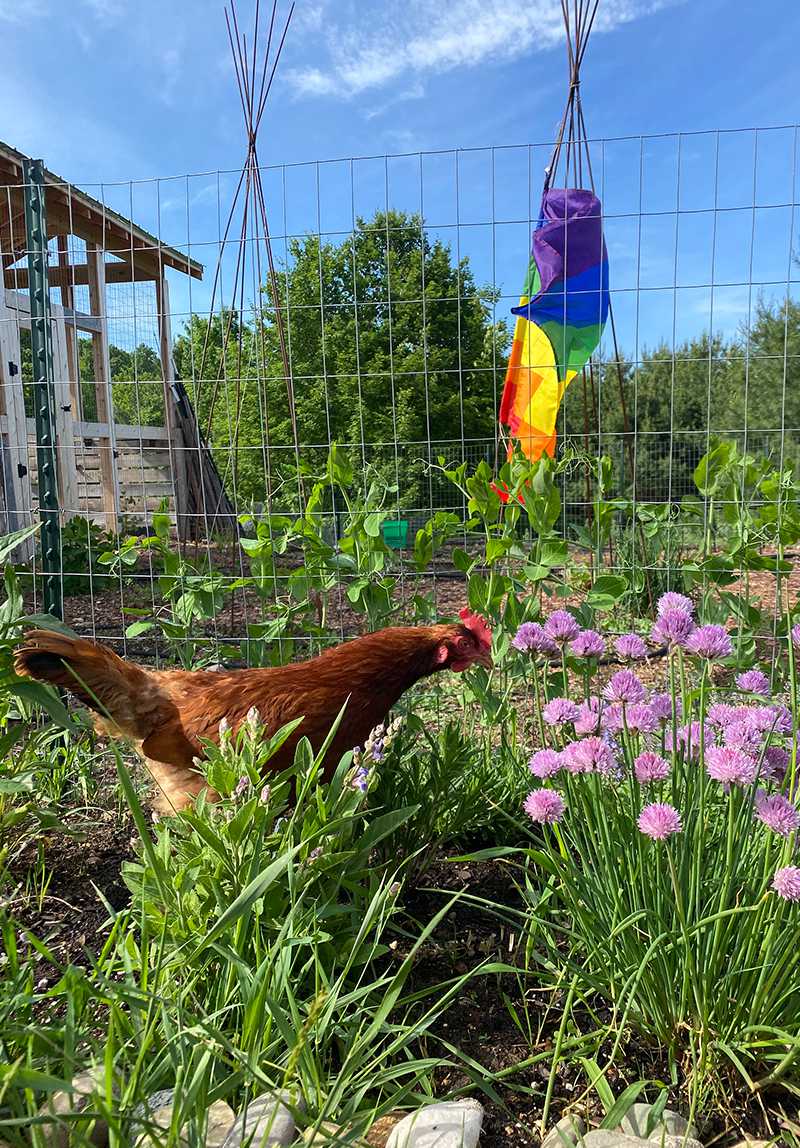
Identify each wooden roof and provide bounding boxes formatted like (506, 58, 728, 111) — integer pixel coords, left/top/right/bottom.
(0, 141, 203, 281)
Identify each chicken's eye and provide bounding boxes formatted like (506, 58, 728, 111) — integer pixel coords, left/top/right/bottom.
(456, 636, 471, 651)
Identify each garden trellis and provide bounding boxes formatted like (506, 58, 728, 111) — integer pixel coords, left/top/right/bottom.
(0, 124, 798, 654)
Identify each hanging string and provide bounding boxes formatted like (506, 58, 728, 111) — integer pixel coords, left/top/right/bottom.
(194, 0, 303, 511)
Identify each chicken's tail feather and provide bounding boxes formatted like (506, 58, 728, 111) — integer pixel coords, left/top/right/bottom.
(14, 629, 154, 736)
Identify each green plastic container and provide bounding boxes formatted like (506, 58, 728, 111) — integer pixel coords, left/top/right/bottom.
(381, 519, 409, 549)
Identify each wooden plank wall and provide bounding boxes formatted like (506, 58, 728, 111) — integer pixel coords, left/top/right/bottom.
(8, 417, 175, 530)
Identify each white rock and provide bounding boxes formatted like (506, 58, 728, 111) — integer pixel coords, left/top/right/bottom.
(582, 1135, 648, 1148)
(204, 1100, 237, 1146)
(133, 1093, 235, 1147)
(386, 1100, 483, 1148)
(38, 1067, 113, 1148)
(583, 1135, 703, 1148)
(542, 1114, 586, 1148)
(223, 1090, 304, 1147)
(619, 1104, 696, 1142)
(134, 1101, 189, 1148)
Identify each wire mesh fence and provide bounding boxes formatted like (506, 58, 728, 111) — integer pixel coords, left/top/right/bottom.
(1, 125, 799, 657)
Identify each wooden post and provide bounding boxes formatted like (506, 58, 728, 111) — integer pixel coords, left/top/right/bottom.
(156, 275, 189, 540)
(56, 235, 82, 420)
(86, 244, 120, 534)
(0, 291, 34, 557)
(50, 313, 80, 520)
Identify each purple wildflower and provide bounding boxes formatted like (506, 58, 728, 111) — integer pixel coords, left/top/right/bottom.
(351, 766, 370, 793)
(543, 697, 581, 727)
(571, 629, 605, 659)
(544, 610, 581, 645)
(529, 749, 563, 779)
(601, 704, 624, 733)
(563, 735, 617, 776)
(649, 692, 675, 722)
(764, 746, 790, 782)
(706, 746, 757, 786)
(748, 705, 792, 735)
(685, 624, 733, 661)
(791, 624, 800, 653)
(634, 751, 671, 783)
(614, 633, 648, 661)
(512, 622, 558, 656)
(234, 775, 250, 799)
(603, 669, 646, 705)
(772, 865, 800, 901)
(707, 703, 740, 729)
(638, 802, 682, 840)
(651, 608, 695, 649)
(624, 703, 660, 735)
(666, 721, 707, 759)
(736, 669, 771, 697)
(724, 720, 762, 757)
(574, 698, 603, 736)
(523, 788, 566, 824)
(657, 591, 694, 617)
(755, 790, 800, 837)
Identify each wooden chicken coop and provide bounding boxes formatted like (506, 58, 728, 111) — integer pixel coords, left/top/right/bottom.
(0, 141, 233, 556)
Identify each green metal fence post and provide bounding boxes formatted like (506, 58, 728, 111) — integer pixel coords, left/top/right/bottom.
(22, 158, 62, 621)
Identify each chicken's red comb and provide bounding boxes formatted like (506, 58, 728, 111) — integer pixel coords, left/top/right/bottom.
(459, 607, 492, 648)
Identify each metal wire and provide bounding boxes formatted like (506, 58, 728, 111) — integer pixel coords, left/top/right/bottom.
(0, 125, 798, 657)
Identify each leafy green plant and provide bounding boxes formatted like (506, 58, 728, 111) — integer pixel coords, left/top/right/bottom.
(0, 714, 480, 1145)
(505, 597, 800, 1117)
(101, 507, 246, 667)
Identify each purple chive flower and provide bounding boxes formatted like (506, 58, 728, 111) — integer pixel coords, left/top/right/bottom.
(755, 790, 800, 837)
(523, 788, 566, 824)
(707, 703, 740, 729)
(666, 721, 707, 759)
(649, 692, 675, 722)
(574, 698, 602, 736)
(685, 624, 732, 661)
(736, 669, 771, 697)
(623, 703, 660, 735)
(638, 802, 682, 840)
(512, 621, 558, 656)
(563, 736, 617, 776)
(740, 705, 791, 735)
(791, 624, 800, 653)
(651, 608, 695, 649)
(724, 720, 763, 757)
(764, 746, 790, 781)
(634, 751, 671, 783)
(529, 749, 563, 779)
(615, 633, 648, 661)
(571, 629, 605, 659)
(544, 610, 581, 645)
(772, 865, 800, 901)
(603, 669, 646, 705)
(657, 591, 694, 617)
(543, 697, 581, 727)
(706, 746, 757, 787)
(601, 704, 624, 733)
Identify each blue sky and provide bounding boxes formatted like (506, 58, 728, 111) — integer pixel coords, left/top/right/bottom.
(2, 0, 800, 356)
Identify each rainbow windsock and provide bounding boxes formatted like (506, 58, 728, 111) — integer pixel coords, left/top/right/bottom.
(499, 188, 608, 463)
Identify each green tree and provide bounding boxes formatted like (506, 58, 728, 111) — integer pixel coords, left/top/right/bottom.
(174, 211, 509, 507)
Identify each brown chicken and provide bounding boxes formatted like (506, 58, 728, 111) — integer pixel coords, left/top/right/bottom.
(14, 610, 492, 813)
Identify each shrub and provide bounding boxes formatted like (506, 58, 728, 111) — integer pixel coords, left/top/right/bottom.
(514, 595, 800, 1106)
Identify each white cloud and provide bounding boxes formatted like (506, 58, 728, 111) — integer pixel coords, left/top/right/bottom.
(286, 0, 683, 99)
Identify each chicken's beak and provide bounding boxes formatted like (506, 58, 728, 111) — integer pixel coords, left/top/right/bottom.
(475, 648, 494, 669)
